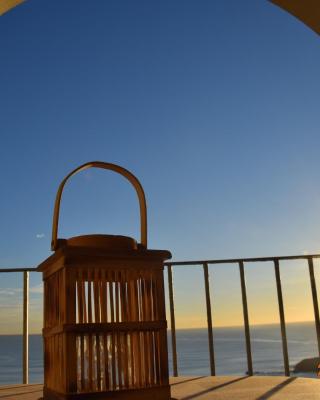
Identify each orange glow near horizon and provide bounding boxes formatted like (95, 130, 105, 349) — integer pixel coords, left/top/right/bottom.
(0, 260, 319, 334)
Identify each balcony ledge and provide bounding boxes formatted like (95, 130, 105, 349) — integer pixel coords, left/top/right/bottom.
(1, 376, 320, 399)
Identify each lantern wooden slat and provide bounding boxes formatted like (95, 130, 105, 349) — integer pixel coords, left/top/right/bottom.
(41, 254, 172, 398)
(38, 162, 172, 400)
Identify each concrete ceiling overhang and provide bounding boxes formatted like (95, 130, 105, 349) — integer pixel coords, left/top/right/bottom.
(270, 0, 320, 35)
(0, 0, 24, 16)
(1, 0, 319, 36)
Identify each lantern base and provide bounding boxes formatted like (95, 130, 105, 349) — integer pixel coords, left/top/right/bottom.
(43, 385, 171, 400)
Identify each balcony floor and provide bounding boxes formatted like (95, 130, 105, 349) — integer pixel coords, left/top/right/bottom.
(1, 376, 320, 399)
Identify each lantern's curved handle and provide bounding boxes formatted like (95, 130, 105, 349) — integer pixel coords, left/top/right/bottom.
(51, 161, 147, 251)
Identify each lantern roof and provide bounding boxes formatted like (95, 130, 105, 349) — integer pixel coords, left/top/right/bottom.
(37, 234, 171, 275)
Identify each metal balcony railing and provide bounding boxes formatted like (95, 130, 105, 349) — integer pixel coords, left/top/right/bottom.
(0, 267, 37, 384)
(165, 254, 320, 378)
(0, 254, 320, 384)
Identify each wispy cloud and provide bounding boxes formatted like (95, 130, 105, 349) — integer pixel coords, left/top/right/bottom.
(0, 289, 19, 296)
(0, 303, 21, 309)
(0, 284, 43, 296)
(30, 284, 43, 294)
(36, 233, 45, 239)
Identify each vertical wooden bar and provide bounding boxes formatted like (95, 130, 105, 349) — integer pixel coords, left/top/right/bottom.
(94, 269, 101, 391)
(132, 273, 143, 387)
(109, 274, 116, 389)
(141, 276, 149, 386)
(115, 271, 123, 389)
(167, 265, 178, 377)
(145, 272, 155, 386)
(136, 274, 143, 387)
(274, 259, 290, 376)
(151, 272, 160, 385)
(77, 271, 85, 390)
(23, 271, 29, 384)
(120, 270, 129, 389)
(81, 273, 87, 324)
(77, 272, 82, 323)
(238, 261, 253, 376)
(203, 263, 215, 376)
(308, 257, 320, 356)
(127, 310, 134, 388)
(101, 270, 110, 390)
(65, 268, 78, 392)
(87, 270, 93, 390)
(82, 272, 88, 390)
(157, 267, 169, 386)
(127, 272, 136, 387)
(59, 335, 63, 389)
(60, 269, 67, 392)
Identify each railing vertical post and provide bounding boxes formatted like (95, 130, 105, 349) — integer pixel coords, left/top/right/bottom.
(308, 257, 320, 356)
(203, 262, 215, 376)
(23, 270, 29, 384)
(167, 264, 178, 377)
(238, 261, 253, 375)
(274, 259, 290, 376)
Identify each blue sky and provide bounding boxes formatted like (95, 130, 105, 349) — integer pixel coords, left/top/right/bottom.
(1, 0, 320, 331)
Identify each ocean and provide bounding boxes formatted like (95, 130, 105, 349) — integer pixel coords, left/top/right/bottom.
(0, 322, 318, 385)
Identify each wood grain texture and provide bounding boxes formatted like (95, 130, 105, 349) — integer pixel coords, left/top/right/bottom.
(41, 251, 170, 398)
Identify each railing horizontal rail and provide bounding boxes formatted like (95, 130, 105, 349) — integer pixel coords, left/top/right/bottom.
(0, 268, 37, 273)
(165, 254, 320, 266)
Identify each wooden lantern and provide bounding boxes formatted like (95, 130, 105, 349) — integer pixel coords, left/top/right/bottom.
(38, 162, 172, 400)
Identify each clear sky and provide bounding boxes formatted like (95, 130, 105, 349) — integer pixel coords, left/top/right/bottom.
(0, 0, 320, 333)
